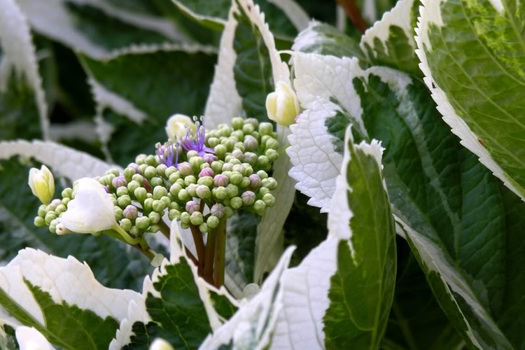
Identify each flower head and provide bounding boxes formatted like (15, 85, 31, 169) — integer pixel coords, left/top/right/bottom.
(180, 119, 215, 157)
(156, 142, 177, 167)
(265, 81, 300, 126)
(60, 178, 116, 234)
(28, 165, 55, 204)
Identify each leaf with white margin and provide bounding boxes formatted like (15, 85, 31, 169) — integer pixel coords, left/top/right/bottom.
(111, 222, 238, 349)
(16, 0, 181, 59)
(415, 0, 525, 200)
(360, 0, 420, 76)
(288, 53, 366, 212)
(0, 139, 118, 180)
(0, 0, 48, 140)
(15, 326, 55, 350)
(172, 0, 307, 40)
(0, 248, 140, 349)
(200, 247, 295, 349)
(272, 127, 396, 349)
(292, 21, 367, 60)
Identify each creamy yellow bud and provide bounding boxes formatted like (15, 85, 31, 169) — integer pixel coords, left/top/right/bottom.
(165, 114, 195, 141)
(265, 81, 300, 126)
(149, 338, 174, 350)
(28, 165, 55, 204)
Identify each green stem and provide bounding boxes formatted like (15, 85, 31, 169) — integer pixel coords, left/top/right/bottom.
(104, 229, 154, 260)
(213, 219, 227, 288)
(113, 224, 141, 245)
(203, 226, 218, 285)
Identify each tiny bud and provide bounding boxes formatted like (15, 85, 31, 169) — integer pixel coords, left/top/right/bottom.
(168, 209, 181, 221)
(244, 135, 258, 152)
(219, 126, 232, 137)
(242, 123, 254, 135)
(224, 206, 234, 218)
(144, 166, 157, 179)
(213, 186, 228, 200)
(28, 165, 55, 204)
(123, 167, 136, 181)
(232, 117, 244, 130)
(199, 168, 214, 178)
(190, 157, 204, 171)
(134, 187, 148, 202)
(196, 185, 211, 199)
(116, 187, 129, 197)
(148, 212, 161, 224)
(152, 200, 166, 213)
(130, 226, 140, 236)
(229, 172, 243, 186)
(187, 150, 199, 159)
(153, 186, 168, 200)
(265, 81, 299, 126)
(168, 171, 180, 183)
(262, 177, 278, 190)
(127, 180, 140, 194)
(123, 205, 138, 220)
(190, 211, 204, 225)
(45, 212, 57, 225)
(262, 193, 276, 207)
(221, 138, 235, 151)
(161, 196, 171, 207)
(241, 191, 256, 206)
(165, 166, 177, 178)
(203, 153, 217, 163)
(207, 137, 220, 148)
(199, 223, 208, 233)
(211, 161, 223, 174)
(197, 176, 213, 188)
(266, 149, 279, 162)
(214, 144, 227, 158)
(232, 149, 244, 161)
(150, 177, 164, 188)
(156, 164, 168, 177)
(178, 189, 190, 201)
(259, 187, 270, 196)
(214, 174, 229, 187)
(62, 197, 71, 206)
(132, 174, 144, 183)
(170, 183, 182, 197)
(226, 184, 239, 198)
(34, 216, 46, 227)
(120, 218, 132, 231)
(145, 155, 157, 166)
(249, 174, 261, 190)
(240, 176, 251, 189)
(222, 162, 233, 172)
(178, 162, 193, 177)
(55, 204, 66, 215)
(180, 212, 191, 224)
(135, 154, 147, 165)
(231, 130, 244, 142)
(254, 200, 266, 215)
(112, 175, 127, 189)
(184, 175, 197, 187)
(55, 223, 71, 235)
(259, 122, 274, 135)
(114, 206, 124, 221)
(149, 224, 160, 233)
(185, 200, 199, 214)
(117, 195, 131, 208)
(210, 203, 225, 218)
(257, 156, 270, 170)
(61, 188, 73, 199)
(232, 164, 246, 176)
(138, 164, 148, 175)
(231, 196, 243, 209)
(257, 170, 268, 179)
(135, 216, 150, 230)
(207, 215, 220, 229)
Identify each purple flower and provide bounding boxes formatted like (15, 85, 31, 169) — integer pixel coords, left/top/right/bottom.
(156, 142, 179, 168)
(180, 122, 215, 157)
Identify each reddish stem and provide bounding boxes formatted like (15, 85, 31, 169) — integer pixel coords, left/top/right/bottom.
(336, 0, 368, 34)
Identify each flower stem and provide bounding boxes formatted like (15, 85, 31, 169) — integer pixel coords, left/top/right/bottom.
(113, 224, 141, 245)
(203, 226, 218, 285)
(336, 0, 368, 34)
(190, 224, 206, 275)
(158, 219, 171, 240)
(213, 219, 227, 288)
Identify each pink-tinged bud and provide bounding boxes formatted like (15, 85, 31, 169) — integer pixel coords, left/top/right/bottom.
(185, 200, 199, 214)
(123, 205, 138, 220)
(210, 203, 225, 218)
(203, 153, 217, 163)
(178, 162, 193, 177)
(244, 135, 258, 152)
(112, 175, 127, 188)
(214, 174, 229, 187)
(199, 167, 215, 178)
(129, 163, 139, 172)
(103, 185, 110, 193)
(249, 174, 261, 190)
(241, 191, 256, 206)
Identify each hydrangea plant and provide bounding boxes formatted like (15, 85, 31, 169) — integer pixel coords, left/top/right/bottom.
(0, 0, 524, 349)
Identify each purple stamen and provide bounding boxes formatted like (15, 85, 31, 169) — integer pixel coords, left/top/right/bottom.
(180, 122, 215, 157)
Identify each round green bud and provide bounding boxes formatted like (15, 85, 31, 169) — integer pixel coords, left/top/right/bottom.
(156, 164, 168, 177)
(153, 186, 168, 200)
(199, 223, 208, 233)
(222, 162, 233, 172)
(266, 149, 279, 162)
(262, 193, 276, 207)
(44, 211, 57, 225)
(38, 204, 46, 217)
(259, 187, 271, 197)
(242, 123, 254, 135)
(169, 202, 181, 210)
(170, 183, 182, 197)
(228, 172, 242, 186)
(262, 177, 278, 190)
(165, 166, 177, 178)
(55, 204, 66, 215)
(34, 216, 46, 227)
(115, 187, 128, 197)
(178, 162, 193, 177)
(231, 196, 243, 209)
(197, 176, 214, 188)
(180, 222, 190, 229)
(207, 215, 220, 229)
(148, 212, 161, 224)
(184, 175, 197, 187)
(138, 164, 148, 175)
(117, 195, 131, 208)
(186, 150, 199, 159)
(213, 186, 228, 201)
(107, 168, 120, 177)
(231, 131, 244, 142)
(149, 225, 160, 233)
(208, 137, 220, 148)
(144, 166, 157, 179)
(210, 204, 225, 218)
(190, 157, 204, 171)
(61, 188, 73, 199)
(49, 220, 57, 234)
(257, 156, 271, 170)
(127, 180, 140, 194)
(232, 164, 246, 176)
(257, 170, 268, 179)
(134, 187, 148, 202)
(214, 144, 227, 159)
(175, 178, 185, 187)
(200, 162, 210, 171)
(161, 196, 171, 207)
(224, 206, 234, 218)
(187, 184, 197, 198)
(229, 158, 241, 165)
(150, 177, 164, 188)
(259, 122, 273, 136)
(232, 117, 244, 130)
(62, 197, 71, 206)
(190, 211, 204, 226)
(152, 200, 166, 213)
(130, 226, 140, 236)
(168, 209, 181, 221)
(168, 171, 180, 183)
(245, 118, 259, 128)
(243, 164, 254, 176)
(114, 206, 124, 221)
(132, 173, 144, 183)
(219, 126, 232, 137)
(240, 176, 251, 189)
(144, 198, 154, 211)
(123, 167, 136, 181)
(120, 218, 132, 231)
(180, 211, 191, 224)
(234, 142, 246, 153)
(266, 138, 279, 150)
(135, 216, 150, 230)
(242, 191, 256, 206)
(135, 154, 147, 165)
(221, 138, 235, 152)
(226, 184, 239, 198)
(232, 149, 244, 161)
(254, 200, 266, 215)
(196, 185, 211, 199)
(145, 155, 157, 166)
(210, 161, 222, 174)
(178, 189, 190, 201)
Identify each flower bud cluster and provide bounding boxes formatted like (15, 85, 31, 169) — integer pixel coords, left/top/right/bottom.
(33, 117, 280, 239)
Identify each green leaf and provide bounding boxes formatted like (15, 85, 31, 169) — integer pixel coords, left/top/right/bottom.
(0, 149, 151, 290)
(0, 248, 140, 350)
(81, 46, 216, 164)
(17, 0, 183, 59)
(0, 0, 48, 140)
(415, 0, 525, 200)
(172, 0, 308, 40)
(293, 22, 367, 60)
(0, 324, 18, 350)
(360, 0, 420, 76)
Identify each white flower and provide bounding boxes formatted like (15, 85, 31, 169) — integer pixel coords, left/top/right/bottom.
(149, 338, 174, 350)
(28, 165, 55, 204)
(60, 178, 116, 234)
(15, 326, 54, 350)
(165, 114, 195, 141)
(265, 81, 300, 126)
